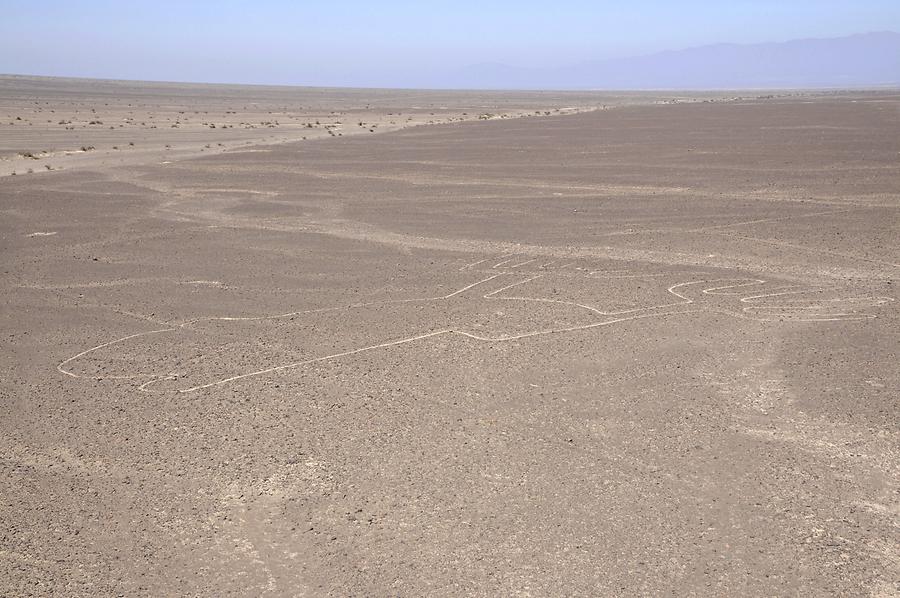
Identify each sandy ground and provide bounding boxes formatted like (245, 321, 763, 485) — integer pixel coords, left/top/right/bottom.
(1, 77, 899, 596)
(0, 75, 752, 178)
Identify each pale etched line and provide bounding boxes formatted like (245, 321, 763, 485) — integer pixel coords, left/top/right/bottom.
(701, 281, 895, 321)
(49, 277, 747, 389)
(509, 258, 538, 269)
(57, 328, 176, 380)
(492, 255, 519, 269)
(701, 280, 766, 296)
(739, 288, 808, 303)
(795, 316, 876, 322)
(588, 272, 675, 279)
(107, 308, 175, 327)
(452, 309, 704, 342)
(484, 277, 723, 317)
(459, 258, 488, 271)
(712, 231, 899, 269)
(19, 277, 174, 290)
(178, 281, 716, 391)
(766, 314, 875, 322)
(58, 268, 893, 394)
(180, 278, 735, 392)
(56, 276, 502, 383)
(138, 376, 176, 393)
(442, 275, 502, 298)
(743, 295, 893, 321)
(184, 275, 502, 325)
(588, 270, 720, 279)
(171, 330, 451, 393)
(688, 208, 854, 232)
(483, 275, 543, 297)
(747, 305, 844, 312)
(485, 293, 610, 316)
(539, 261, 556, 268)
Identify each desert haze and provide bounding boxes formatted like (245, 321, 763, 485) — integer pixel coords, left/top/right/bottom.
(412, 32, 900, 90)
(1, 75, 899, 596)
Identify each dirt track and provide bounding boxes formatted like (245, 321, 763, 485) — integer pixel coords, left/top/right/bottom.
(1, 81, 898, 596)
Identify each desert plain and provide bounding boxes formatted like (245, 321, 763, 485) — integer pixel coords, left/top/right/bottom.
(1, 76, 898, 596)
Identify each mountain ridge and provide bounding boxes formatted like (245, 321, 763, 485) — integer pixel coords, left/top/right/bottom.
(449, 31, 900, 90)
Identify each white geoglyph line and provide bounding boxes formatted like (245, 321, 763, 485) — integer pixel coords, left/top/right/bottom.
(57, 265, 892, 392)
(146, 330, 452, 393)
(485, 277, 717, 317)
(738, 288, 808, 302)
(588, 272, 694, 279)
(57, 328, 177, 380)
(701, 280, 766, 295)
(492, 255, 519, 268)
(145, 277, 709, 392)
(442, 275, 502, 298)
(701, 280, 894, 321)
(458, 258, 488, 271)
(482, 275, 543, 297)
(451, 309, 702, 342)
(688, 208, 854, 232)
(55, 276, 503, 384)
(60, 277, 710, 392)
(183, 275, 501, 324)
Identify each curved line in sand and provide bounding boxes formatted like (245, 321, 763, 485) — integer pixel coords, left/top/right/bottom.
(57, 260, 892, 393)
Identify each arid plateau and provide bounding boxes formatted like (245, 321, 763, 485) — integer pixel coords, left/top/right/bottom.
(1, 77, 898, 596)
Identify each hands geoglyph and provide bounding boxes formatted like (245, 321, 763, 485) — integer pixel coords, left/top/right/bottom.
(58, 255, 892, 393)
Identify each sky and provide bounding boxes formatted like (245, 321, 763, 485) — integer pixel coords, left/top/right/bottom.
(2, 0, 899, 87)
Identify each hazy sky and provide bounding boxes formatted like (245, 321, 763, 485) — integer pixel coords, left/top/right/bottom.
(3, 0, 899, 86)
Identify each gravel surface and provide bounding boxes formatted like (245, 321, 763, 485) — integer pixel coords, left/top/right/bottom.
(1, 80, 898, 596)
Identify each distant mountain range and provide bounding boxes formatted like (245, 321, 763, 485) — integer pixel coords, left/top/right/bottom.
(445, 32, 900, 90)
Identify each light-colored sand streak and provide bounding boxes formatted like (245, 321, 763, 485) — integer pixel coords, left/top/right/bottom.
(688, 208, 855, 232)
(57, 328, 178, 380)
(57, 267, 893, 393)
(56, 274, 500, 382)
(147, 278, 708, 393)
(700, 280, 894, 321)
(148, 330, 452, 393)
(458, 258, 488, 271)
(711, 231, 900, 269)
(492, 256, 519, 269)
